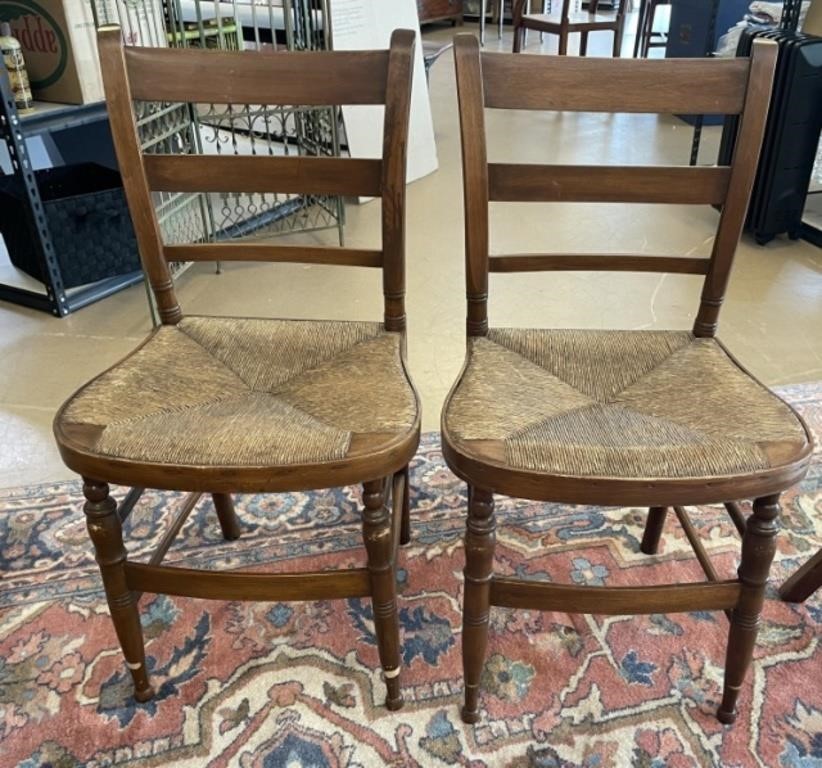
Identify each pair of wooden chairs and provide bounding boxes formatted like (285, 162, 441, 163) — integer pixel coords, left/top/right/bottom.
(54, 30, 814, 726)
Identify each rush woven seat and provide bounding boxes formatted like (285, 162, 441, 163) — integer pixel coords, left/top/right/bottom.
(444, 328, 808, 480)
(57, 317, 417, 468)
(52, 28, 418, 714)
(447, 36, 814, 728)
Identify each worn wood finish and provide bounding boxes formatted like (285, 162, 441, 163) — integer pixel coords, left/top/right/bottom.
(718, 495, 780, 724)
(144, 154, 383, 196)
(454, 35, 490, 337)
(483, 51, 750, 113)
(362, 479, 404, 710)
(118, 486, 144, 523)
(148, 492, 201, 567)
(83, 479, 153, 702)
(125, 44, 390, 105)
(694, 41, 778, 337)
(447, 36, 808, 726)
(62, 28, 419, 713)
(164, 243, 383, 268)
(640, 506, 668, 554)
(381, 30, 415, 332)
(488, 164, 731, 204)
(97, 27, 180, 325)
(724, 500, 748, 535)
(779, 548, 822, 603)
(489, 254, 709, 275)
(512, 0, 628, 58)
(673, 506, 725, 592)
(400, 465, 411, 546)
(212, 493, 241, 541)
(126, 563, 372, 601)
(462, 487, 496, 724)
(491, 578, 742, 613)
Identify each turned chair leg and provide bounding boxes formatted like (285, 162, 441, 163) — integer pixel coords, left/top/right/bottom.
(718, 493, 779, 724)
(640, 506, 669, 554)
(362, 479, 404, 710)
(400, 465, 411, 546)
(462, 486, 496, 724)
(83, 478, 154, 703)
(212, 493, 241, 540)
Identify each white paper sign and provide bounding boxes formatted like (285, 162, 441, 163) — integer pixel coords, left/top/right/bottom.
(329, 0, 439, 185)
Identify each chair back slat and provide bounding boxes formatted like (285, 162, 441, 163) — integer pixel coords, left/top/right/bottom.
(482, 53, 750, 114)
(488, 164, 731, 204)
(454, 34, 778, 338)
(165, 244, 383, 268)
(144, 155, 383, 196)
(489, 254, 710, 274)
(124, 45, 390, 105)
(98, 26, 416, 328)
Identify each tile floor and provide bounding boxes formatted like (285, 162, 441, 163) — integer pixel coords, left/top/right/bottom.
(1, 21, 821, 488)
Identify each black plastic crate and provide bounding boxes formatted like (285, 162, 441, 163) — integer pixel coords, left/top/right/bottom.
(0, 163, 141, 288)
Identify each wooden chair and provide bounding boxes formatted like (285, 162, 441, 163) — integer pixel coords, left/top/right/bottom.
(632, 0, 671, 58)
(447, 34, 813, 725)
(53, 27, 419, 711)
(512, 0, 628, 56)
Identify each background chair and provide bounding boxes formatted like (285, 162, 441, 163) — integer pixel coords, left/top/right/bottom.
(632, 0, 671, 57)
(447, 34, 812, 725)
(512, 0, 628, 56)
(53, 27, 419, 711)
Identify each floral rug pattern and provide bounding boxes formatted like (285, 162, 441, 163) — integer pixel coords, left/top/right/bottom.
(1, 383, 820, 767)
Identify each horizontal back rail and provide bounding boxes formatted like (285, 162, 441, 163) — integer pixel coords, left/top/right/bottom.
(482, 53, 750, 114)
(488, 164, 731, 204)
(488, 254, 710, 274)
(144, 155, 383, 196)
(164, 243, 383, 268)
(125, 45, 390, 105)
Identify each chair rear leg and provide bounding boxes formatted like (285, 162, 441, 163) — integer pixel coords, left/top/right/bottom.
(362, 479, 404, 710)
(400, 465, 411, 546)
(640, 506, 668, 554)
(212, 493, 241, 541)
(462, 486, 496, 724)
(580, 31, 589, 56)
(779, 548, 822, 603)
(83, 478, 154, 703)
(558, 30, 569, 55)
(718, 493, 779, 724)
(513, 23, 524, 52)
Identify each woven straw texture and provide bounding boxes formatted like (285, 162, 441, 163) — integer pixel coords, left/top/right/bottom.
(445, 328, 808, 479)
(59, 317, 417, 466)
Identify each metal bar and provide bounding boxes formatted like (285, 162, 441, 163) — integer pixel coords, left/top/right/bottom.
(0, 65, 65, 316)
(724, 501, 747, 536)
(63, 271, 145, 313)
(118, 487, 145, 523)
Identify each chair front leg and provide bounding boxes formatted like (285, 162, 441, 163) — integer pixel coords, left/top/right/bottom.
(362, 479, 404, 710)
(718, 493, 779, 724)
(83, 478, 153, 703)
(212, 493, 241, 540)
(462, 486, 496, 724)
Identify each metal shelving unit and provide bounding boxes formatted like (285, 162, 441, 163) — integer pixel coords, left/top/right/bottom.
(0, 82, 143, 316)
(1, 0, 343, 317)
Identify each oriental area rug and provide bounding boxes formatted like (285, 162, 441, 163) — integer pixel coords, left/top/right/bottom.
(1, 383, 820, 767)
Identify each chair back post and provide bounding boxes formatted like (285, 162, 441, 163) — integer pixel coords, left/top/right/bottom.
(97, 26, 182, 325)
(693, 39, 778, 337)
(454, 35, 491, 337)
(381, 29, 415, 333)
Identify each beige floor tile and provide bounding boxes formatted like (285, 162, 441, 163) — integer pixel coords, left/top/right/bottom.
(1, 20, 820, 487)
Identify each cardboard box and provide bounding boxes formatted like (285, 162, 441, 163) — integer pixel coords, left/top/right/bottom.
(0, 0, 165, 104)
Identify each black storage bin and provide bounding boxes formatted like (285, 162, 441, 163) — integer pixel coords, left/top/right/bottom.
(0, 163, 141, 289)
